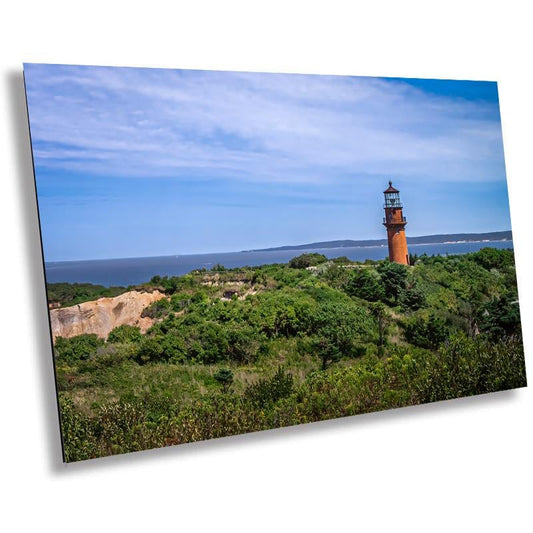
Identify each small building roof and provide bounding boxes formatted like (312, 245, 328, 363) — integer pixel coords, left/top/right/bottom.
(384, 180, 399, 193)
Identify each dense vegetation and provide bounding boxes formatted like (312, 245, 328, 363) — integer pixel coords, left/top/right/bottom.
(50, 248, 527, 461)
(47, 282, 128, 307)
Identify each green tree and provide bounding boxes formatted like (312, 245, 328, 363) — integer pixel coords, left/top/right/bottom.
(313, 336, 343, 370)
(195, 322, 230, 363)
(226, 325, 262, 364)
(399, 283, 426, 311)
(479, 293, 521, 338)
(311, 300, 373, 358)
(370, 302, 389, 356)
(214, 368, 234, 393)
(344, 269, 385, 302)
(403, 314, 448, 349)
(378, 262, 408, 303)
(288, 253, 328, 269)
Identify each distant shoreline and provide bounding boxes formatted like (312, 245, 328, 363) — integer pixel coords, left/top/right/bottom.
(46, 231, 512, 265)
(244, 238, 512, 253)
(243, 231, 512, 253)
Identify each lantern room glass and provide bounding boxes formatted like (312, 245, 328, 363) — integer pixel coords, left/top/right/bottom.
(384, 191, 402, 208)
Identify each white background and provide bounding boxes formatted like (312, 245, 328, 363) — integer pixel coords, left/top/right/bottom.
(1, 1, 532, 531)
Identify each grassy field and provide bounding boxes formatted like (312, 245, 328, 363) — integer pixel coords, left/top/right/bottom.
(50, 249, 527, 461)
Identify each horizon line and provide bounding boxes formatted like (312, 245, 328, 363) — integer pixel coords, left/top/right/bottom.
(44, 229, 512, 265)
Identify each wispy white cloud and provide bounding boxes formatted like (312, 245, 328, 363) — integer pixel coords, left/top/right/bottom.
(24, 64, 505, 184)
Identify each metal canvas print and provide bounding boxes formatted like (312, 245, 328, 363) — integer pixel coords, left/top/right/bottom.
(24, 64, 527, 462)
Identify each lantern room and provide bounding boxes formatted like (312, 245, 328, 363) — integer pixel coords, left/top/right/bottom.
(383, 181, 402, 208)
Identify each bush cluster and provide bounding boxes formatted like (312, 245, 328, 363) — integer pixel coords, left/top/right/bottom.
(288, 253, 328, 269)
(60, 334, 526, 461)
(53, 248, 526, 461)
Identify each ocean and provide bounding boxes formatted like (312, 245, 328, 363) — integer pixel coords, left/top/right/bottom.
(44, 240, 514, 287)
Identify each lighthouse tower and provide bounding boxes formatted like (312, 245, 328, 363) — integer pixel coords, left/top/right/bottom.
(383, 181, 409, 265)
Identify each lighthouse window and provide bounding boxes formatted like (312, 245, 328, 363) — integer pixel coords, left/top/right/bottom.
(384, 191, 402, 208)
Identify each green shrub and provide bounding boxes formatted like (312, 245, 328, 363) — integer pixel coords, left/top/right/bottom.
(310, 300, 375, 354)
(226, 325, 263, 364)
(378, 261, 408, 303)
(471, 247, 514, 271)
(135, 336, 162, 364)
(59, 393, 98, 462)
(54, 249, 527, 461)
(47, 282, 127, 307)
(170, 292, 193, 311)
(479, 293, 521, 338)
(134, 335, 186, 364)
(399, 283, 426, 311)
(58, 332, 527, 461)
(403, 314, 449, 349)
(422, 333, 526, 402)
(141, 298, 171, 319)
(321, 264, 351, 288)
(54, 334, 104, 362)
(245, 366, 294, 407)
(107, 324, 142, 344)
(331, 256, 351, 264)
(344, 269, 385, 302)
(288, 253, 328, 269)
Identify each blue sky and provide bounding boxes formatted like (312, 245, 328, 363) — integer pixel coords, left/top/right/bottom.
(24, 64, 511, 261)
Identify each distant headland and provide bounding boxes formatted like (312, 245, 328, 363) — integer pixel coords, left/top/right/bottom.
(244, 231, 512, 253)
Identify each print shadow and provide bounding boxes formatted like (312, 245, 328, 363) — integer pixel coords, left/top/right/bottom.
(7, 68, 65, 470)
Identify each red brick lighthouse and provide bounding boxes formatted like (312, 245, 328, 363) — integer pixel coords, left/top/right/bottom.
(383, 181, 409, 265)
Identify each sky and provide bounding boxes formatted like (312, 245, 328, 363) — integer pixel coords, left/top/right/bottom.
(24, 64, 512, 262)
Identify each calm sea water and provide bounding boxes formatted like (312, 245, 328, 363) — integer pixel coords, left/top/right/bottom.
(45, 240, 514, 287)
